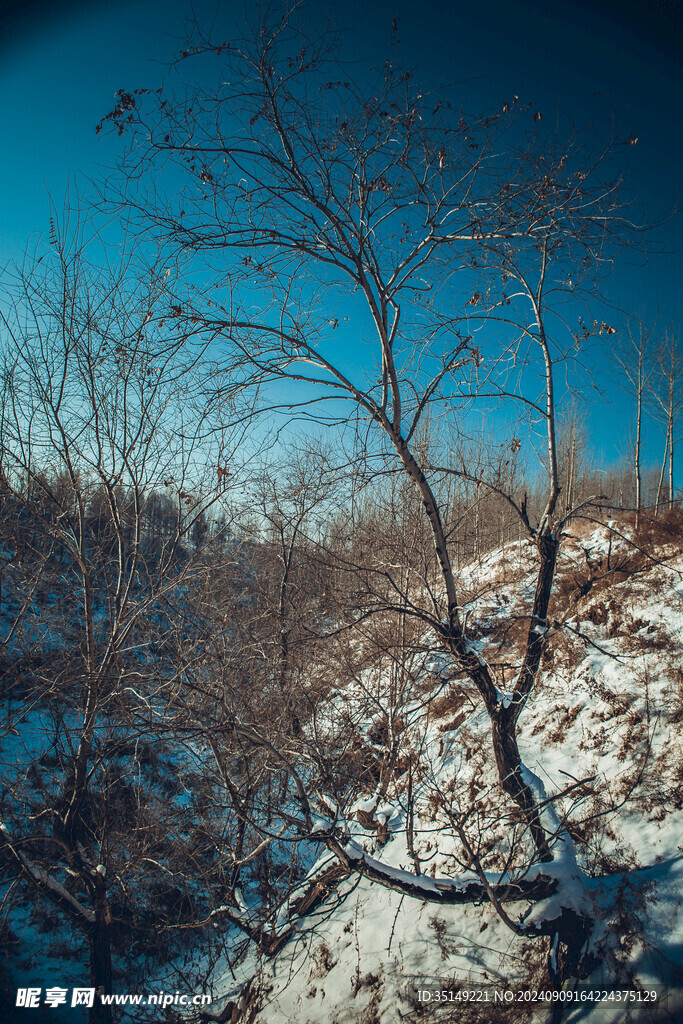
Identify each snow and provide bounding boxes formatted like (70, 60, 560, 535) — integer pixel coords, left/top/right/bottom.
(349, 795, 379, 815)
(200, 529, 683, 1023)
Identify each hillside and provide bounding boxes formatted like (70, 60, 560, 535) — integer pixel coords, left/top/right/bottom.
(203, 518, 683, 1024)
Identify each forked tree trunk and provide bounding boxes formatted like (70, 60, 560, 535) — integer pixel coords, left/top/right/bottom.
(442, 532, 559, 863)
(393, 430, 560, 862)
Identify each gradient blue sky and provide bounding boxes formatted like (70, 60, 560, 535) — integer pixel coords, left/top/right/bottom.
(0, 0, 681, 474)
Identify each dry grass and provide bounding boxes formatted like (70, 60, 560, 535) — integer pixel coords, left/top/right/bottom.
(428, 686, 469, 718)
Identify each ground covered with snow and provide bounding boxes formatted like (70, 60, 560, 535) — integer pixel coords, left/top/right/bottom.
(205, 521, 683, 1024)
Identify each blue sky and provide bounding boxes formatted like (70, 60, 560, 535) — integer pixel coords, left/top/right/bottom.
(0, 0, 681, 476)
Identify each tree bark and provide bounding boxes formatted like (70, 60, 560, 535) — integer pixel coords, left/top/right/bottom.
(655, 433, 668, 514)
(668, 419, 674, 508)
(88, 885, 113, 1024)
(635, 351, 643, 527)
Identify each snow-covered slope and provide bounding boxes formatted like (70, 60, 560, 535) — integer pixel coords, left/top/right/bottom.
(207, 522, 683, 1023)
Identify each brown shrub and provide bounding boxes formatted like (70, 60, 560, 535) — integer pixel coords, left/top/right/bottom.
(428, 687, 470, 720)
(631, 503, 683, 550)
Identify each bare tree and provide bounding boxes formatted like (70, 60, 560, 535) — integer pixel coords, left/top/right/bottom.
(612, 320, 655, 524)
(0, 217, 249, 1018)
(653, 328, 681, 512)
(97, 6, 648, 991)
(555, 402, 585, 517)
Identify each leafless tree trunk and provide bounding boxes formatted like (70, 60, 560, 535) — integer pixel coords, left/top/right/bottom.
(654, 329, 680, 513)
(613, 321, 654, 526)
